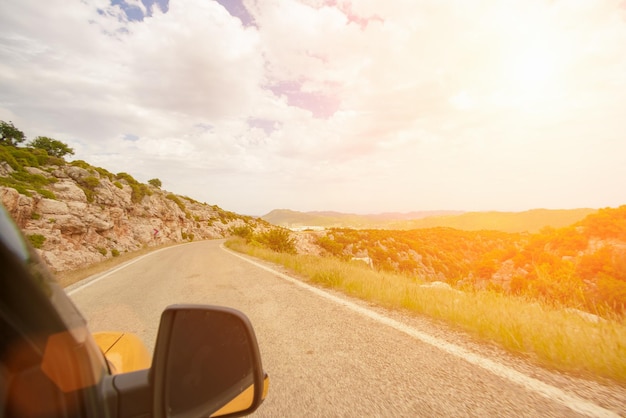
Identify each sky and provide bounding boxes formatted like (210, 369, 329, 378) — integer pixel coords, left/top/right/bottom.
(1, 0, 626, 216)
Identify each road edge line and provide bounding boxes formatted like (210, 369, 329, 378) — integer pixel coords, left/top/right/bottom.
(221, 244, 619, 418)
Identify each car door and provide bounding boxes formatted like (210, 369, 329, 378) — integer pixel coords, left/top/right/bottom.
(0, 204, 110, 418)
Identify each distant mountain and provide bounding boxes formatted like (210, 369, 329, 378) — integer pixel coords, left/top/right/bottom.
(392, 209, 598, 233)
(262, 209, 464, 229)
(262, 208, 597, 233)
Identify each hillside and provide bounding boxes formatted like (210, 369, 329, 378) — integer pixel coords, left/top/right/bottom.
(0, 143, 270, 272)
(391, 208, 598, 233)
(308, 205, 626, 315)
(263, 208, 595, 233)
(262, 209, 464, 229)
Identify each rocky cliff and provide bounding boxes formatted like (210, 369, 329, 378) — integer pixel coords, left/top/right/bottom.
(0, 162, 267, 272)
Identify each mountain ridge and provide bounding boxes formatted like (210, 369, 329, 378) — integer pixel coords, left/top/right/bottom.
(262, 208, 597, 233)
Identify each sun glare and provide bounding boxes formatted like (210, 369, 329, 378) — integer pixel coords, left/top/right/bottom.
(510, 46, 559, 90)
(488, 6, 572, 112)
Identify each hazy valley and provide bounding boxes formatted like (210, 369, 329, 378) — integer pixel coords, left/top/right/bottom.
(262, 207, 597, 233)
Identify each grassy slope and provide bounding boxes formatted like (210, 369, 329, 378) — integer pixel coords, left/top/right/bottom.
(226, 238, 626, 385)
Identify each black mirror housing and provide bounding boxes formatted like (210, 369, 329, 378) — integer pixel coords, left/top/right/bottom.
(151, 305, 266, 418)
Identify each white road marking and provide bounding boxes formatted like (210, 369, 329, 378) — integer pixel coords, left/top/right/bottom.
(67, 245, 187, 296)
(222, 245, 620, 418)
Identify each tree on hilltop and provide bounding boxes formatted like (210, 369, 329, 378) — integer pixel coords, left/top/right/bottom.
(148, 178, 162, 188)
(28, 136, 74, 158)
(0, 121, 26, 146)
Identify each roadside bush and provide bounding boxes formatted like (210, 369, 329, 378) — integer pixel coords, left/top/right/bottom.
(317, 235, 344, 257)
(231, 225, 253, 241)
(256, 228, 296, 254)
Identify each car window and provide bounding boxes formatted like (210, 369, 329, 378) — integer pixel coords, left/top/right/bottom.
(0, 206, 86, 335)
(0, 206, 106, 418)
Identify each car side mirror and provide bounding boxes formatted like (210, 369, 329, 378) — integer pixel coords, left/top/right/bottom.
(152, 305, 266, 418)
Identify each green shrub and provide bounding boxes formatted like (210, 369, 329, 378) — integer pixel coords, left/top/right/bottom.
(30, 148, 52, 166)
(37, 189, 56, 199)
(148, 178, 162, 188)
(130, 183, 152, 203)
(256, 228, 296, 254)
(78, 175, 100, 203)
(27, 234, 46, 249)
(97, 247, 107, 256)
(0, 168, 57, 199)
(166, 194, 186, 212)
(11, 171, 52, 188)
(31, 212, 41, 220)
(182, 195, 199, 204)
(113, 181, 123, 189)
(81, 176, 100, 189)
(29, 136, 74, 158)
(13, 184, 31, 196)
(11, 148, 39, 168)
(317, 235, 344, 257)
(231, 225, 253, 241)
(46, 156, 65, 166)
(111, 249, 120, 257)
(0, 146, 20, 170)
(116, 172, 138, 184)
(71, 160, 92, 170)
(95, 167, 114, 180)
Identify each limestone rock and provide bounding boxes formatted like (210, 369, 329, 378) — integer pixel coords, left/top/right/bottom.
(1, 167, 267, 272)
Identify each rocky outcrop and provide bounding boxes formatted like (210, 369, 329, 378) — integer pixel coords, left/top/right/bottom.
(1, 165, 265, 272)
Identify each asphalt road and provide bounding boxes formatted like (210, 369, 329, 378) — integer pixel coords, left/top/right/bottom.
(68, 240, 626, 417)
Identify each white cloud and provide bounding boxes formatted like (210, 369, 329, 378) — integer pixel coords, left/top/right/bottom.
(1, 0, 626, 215)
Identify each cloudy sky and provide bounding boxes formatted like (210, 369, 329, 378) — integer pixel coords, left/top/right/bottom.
(1, 0, 625, 215)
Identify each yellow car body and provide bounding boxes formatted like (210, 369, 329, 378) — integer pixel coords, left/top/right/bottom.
(93, 332, 152, 374)
(1, 202, 268, 418)
(94, 331, 269, 417)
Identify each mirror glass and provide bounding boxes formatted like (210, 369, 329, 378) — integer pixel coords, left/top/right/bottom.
(164, 308, 255, 418)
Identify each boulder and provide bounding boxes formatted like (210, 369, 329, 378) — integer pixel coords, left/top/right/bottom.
(50, 180, 87, 202)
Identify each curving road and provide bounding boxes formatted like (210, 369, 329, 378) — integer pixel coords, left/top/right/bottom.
(68, 240, 625, 417)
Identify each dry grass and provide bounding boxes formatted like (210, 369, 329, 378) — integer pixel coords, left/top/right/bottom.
(226, 238, 626, 384)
